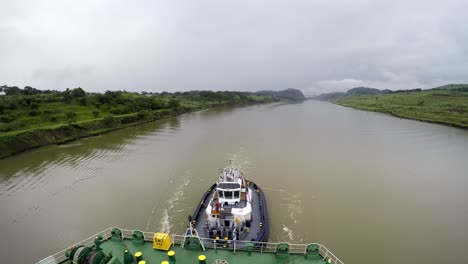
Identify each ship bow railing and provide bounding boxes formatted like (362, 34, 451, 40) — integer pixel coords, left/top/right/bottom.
(37, 227, 344, 264)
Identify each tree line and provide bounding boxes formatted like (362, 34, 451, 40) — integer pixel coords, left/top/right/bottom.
(0, 85, 269, 132)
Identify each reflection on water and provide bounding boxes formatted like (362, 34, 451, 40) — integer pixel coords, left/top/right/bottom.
(0, 101, 467, 264)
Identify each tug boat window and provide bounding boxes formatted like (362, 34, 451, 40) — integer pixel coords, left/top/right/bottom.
(234, 190, 240, 199)
(225, 191, 233, 199)
(218, 183, 241, 189)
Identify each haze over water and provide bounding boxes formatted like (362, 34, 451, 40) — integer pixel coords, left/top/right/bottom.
(0, 101, 467, 264)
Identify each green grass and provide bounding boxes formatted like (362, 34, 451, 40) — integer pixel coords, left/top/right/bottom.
(0, 91, 275, 134)
(334, 85, 468, 128)
(1, 103, 101, 131)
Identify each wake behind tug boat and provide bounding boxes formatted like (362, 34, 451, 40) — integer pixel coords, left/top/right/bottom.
(189, 162, 269, 246)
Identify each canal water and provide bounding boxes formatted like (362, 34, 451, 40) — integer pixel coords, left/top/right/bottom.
(0, 101, 467, 263)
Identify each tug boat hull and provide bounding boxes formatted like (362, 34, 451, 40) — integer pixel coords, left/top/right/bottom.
(189, 163, 269, 249)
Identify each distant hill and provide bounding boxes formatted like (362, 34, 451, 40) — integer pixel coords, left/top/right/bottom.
(345, 87, 382, 96)
(311, 84, 468, 102)
(255, 88, 306, 101)
(311, 86, 390, 101)
(429, 84, 468, 92)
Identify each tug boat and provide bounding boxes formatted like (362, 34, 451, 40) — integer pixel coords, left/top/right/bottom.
(189, 162, 269, 246)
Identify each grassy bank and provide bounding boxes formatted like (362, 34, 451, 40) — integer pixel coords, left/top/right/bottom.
(0, 106, 198, 159)
(0, 87, 278, 158)
(334, 84, 468, 128)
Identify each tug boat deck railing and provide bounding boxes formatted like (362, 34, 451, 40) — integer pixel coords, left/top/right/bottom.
(37, 227, 344, 264)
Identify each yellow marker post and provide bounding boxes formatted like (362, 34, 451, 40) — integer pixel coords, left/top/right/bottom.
(198, 255, 207, 264)
(134, 252, 142, 261)
(168, 250, 176, 262)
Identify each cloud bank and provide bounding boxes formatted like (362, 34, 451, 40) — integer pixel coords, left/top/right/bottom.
(1, 0, 467, 94)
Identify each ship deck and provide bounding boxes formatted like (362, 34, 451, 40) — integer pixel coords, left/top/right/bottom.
(98, 238, 331, 264)
(38, 228, 344, 264)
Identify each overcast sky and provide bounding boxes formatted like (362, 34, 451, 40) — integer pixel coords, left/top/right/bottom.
(1, 0, 467, 94)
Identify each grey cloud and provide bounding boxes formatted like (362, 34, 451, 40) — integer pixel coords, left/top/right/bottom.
(32, 66, 96, 90)
(1, 0, 467, 93)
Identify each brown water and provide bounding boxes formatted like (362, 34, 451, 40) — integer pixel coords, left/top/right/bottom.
(0, 101, 467, 264)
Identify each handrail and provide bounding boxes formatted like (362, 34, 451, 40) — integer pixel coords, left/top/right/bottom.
(36, 227, 344, 264)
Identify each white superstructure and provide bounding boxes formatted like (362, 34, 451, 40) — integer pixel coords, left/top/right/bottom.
(203, 164, 253, 240)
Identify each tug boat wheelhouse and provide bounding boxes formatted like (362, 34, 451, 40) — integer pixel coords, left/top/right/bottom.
(190, 162, 269, 245)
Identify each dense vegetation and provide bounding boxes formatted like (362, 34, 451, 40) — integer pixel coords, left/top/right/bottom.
(0, 85, 279, 158)
(0, 85, 274, 134)
(334, 84, 468, 128)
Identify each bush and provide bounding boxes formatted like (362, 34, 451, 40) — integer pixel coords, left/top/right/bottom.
(66, 111, 77, 122)
(0, 114, 14, 123)
(103, 116, 115, 126)
(150, 99, 164, 110)
(137, 110, 150, 119)
(30, 102, 39, 110)
(110, 106, 131, 115)
(92, 111, 100, 118)
(168, 99, 180, 108)
(28, 110, 40, 116)
(6, 101, 18, 110)
(0, 120, 26, 132)
(77, 97, 87, 106)
(71, 87, 86, 98)
(448, 105, 467, 114)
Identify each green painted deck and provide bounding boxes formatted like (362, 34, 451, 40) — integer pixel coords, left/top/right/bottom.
(95, 239, 328, 264)
(40, 228, 342, 264)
